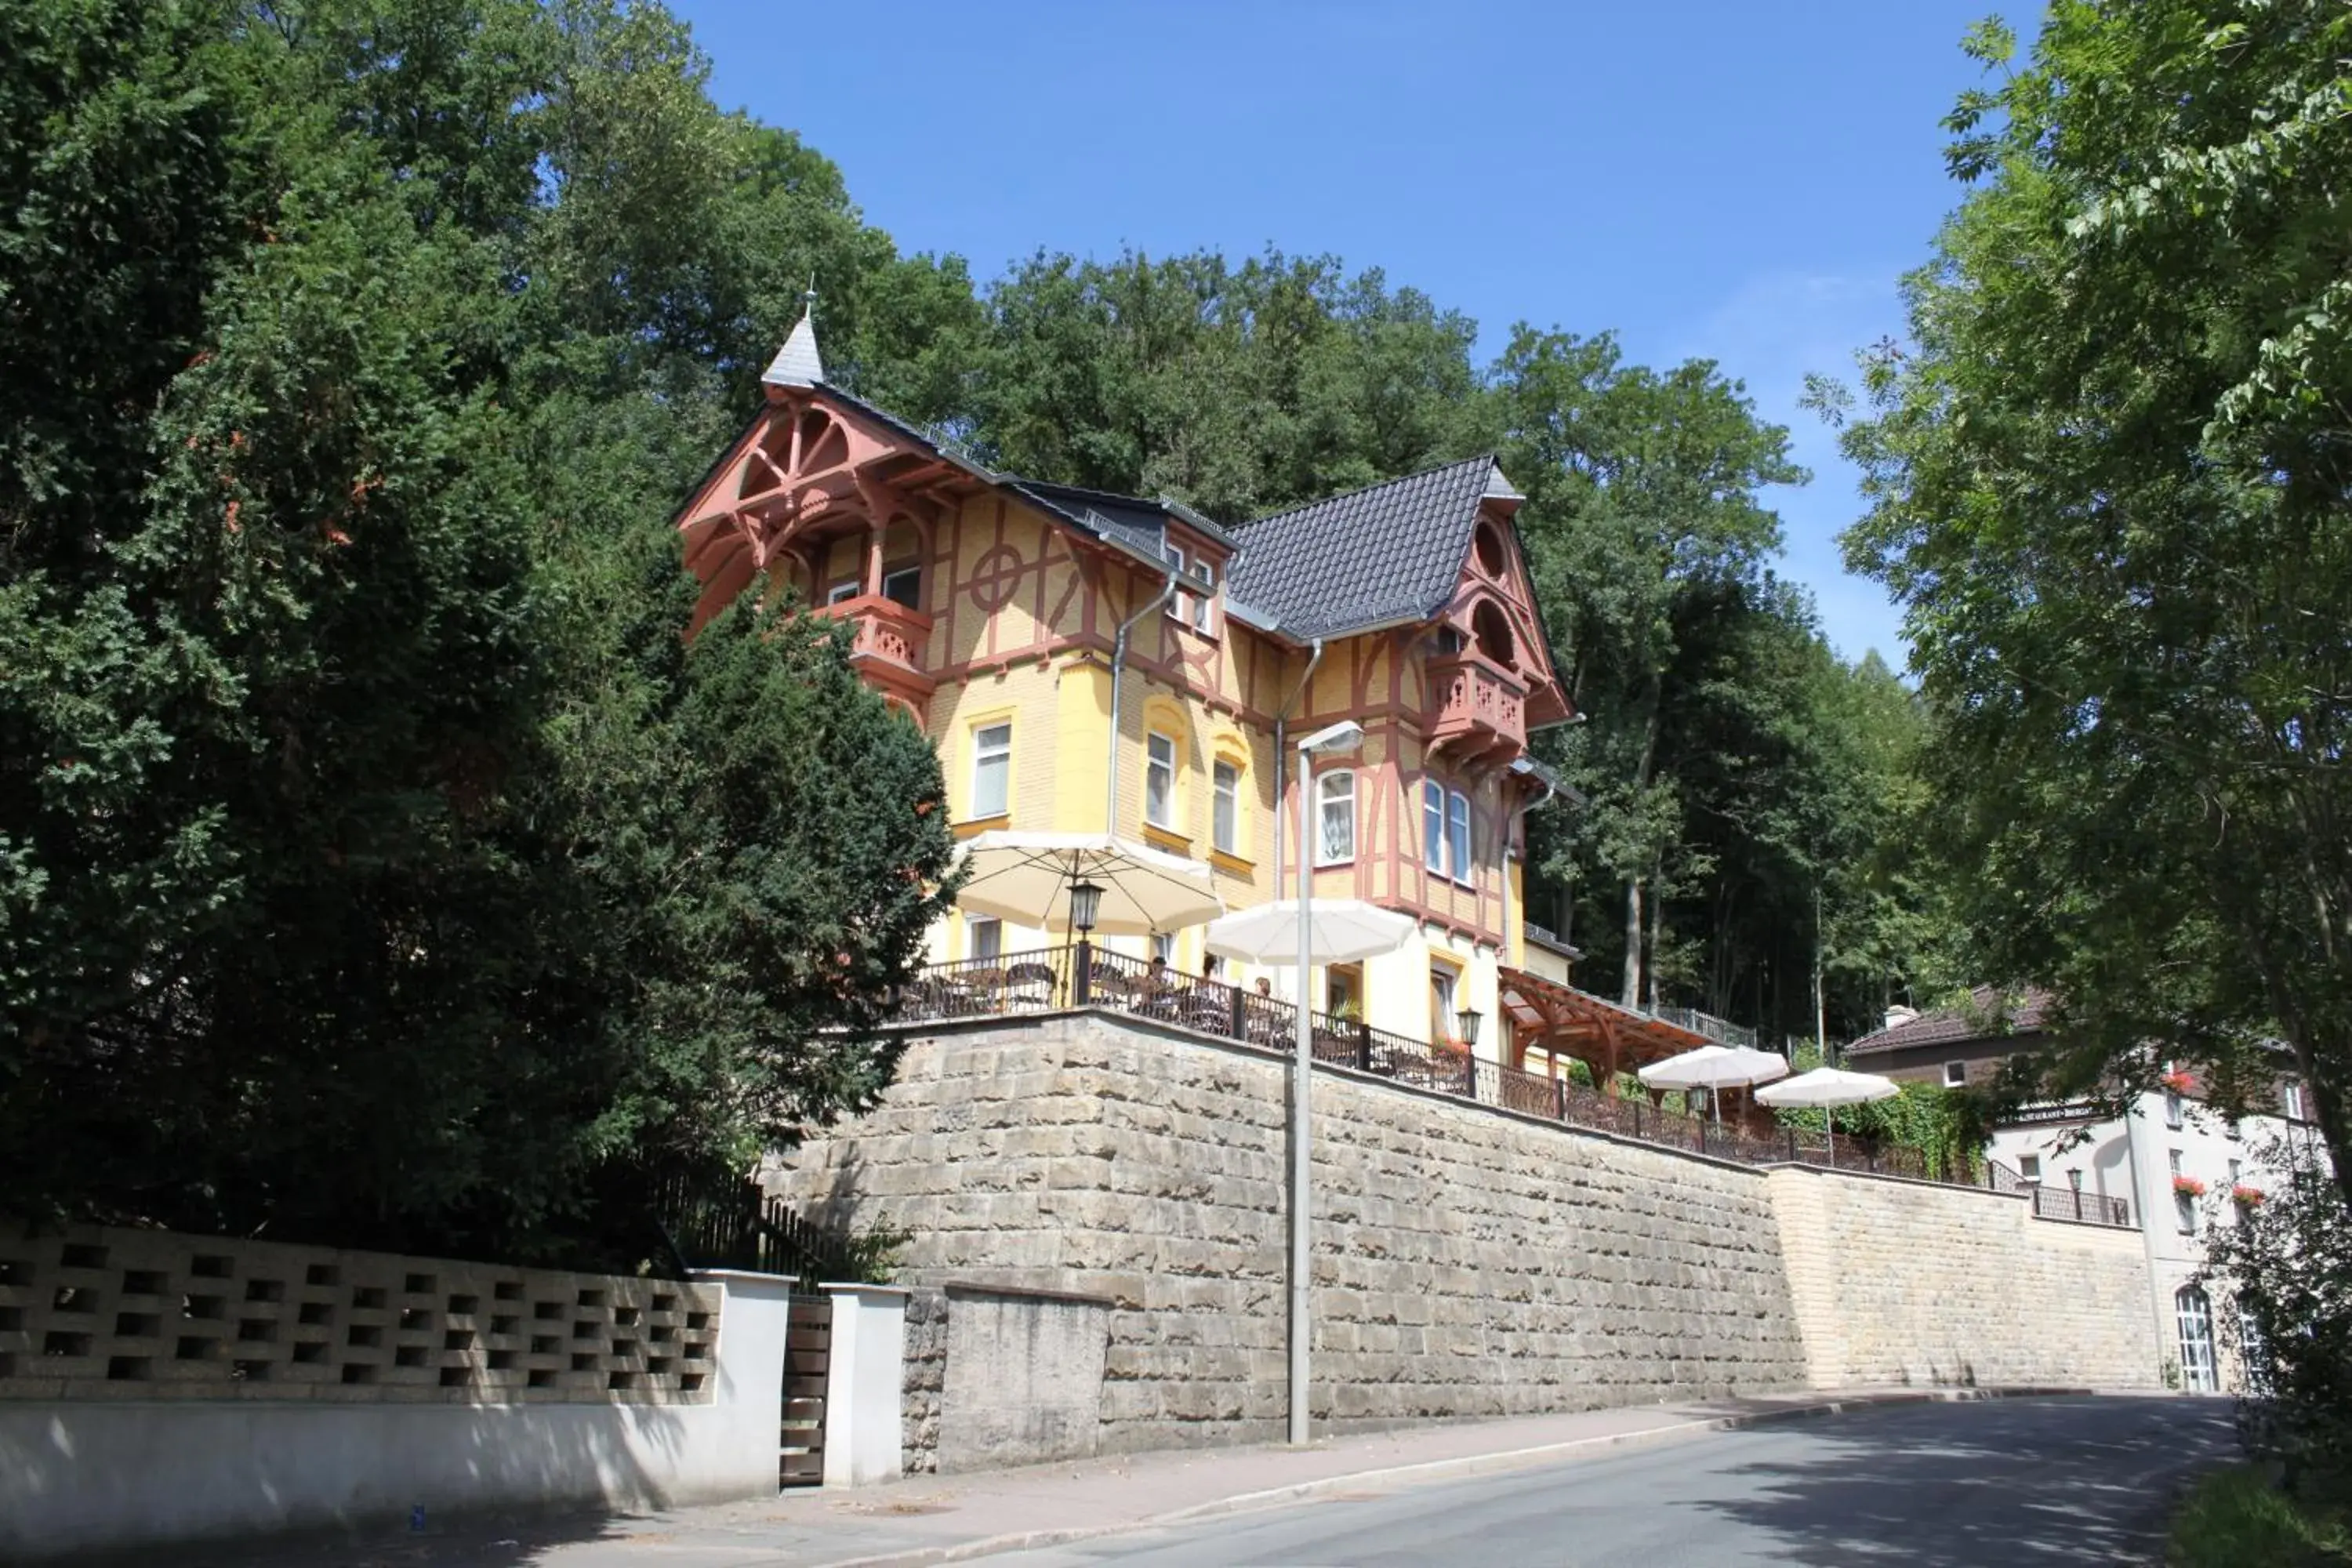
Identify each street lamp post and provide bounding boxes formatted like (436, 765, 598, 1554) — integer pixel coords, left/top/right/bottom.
(1290, 719, 1363, 1446)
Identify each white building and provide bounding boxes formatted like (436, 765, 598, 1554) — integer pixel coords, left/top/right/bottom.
(1846, 991, 2328, 1393)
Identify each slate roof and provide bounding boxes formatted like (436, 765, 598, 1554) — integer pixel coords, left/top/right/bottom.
(1225, 455, 1504, 641)
(1846, 986, 2055, 1056)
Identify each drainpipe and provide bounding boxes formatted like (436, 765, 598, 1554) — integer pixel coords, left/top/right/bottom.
(1501, 771, 1558, 967)
(1271, 639, 1326, 898)
(1104, 567, 1180, 837)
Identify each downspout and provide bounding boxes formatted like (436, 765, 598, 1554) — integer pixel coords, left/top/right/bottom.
(1272, 639, 1327, 895)
(1501, 772, 1559, 963)
(1105, 567, 1181, 837)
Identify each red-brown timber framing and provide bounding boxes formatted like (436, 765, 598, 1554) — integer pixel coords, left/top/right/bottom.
(1499, 965, 1717, 1087)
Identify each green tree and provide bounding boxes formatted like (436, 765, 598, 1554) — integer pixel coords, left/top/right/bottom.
(1, 0, 959, 1257)
(1821, 3, 2352, 1196)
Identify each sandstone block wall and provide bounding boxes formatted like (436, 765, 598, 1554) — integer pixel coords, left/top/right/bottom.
(771, 1014, 1809, 1450)
(1767, 1164, 2161, 1390)
(900, 1287, 947, 1473)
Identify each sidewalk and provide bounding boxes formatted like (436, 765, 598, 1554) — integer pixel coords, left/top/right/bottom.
(136, 1386, 2088, 1568)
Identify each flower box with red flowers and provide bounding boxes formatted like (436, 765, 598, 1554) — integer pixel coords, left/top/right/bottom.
(2172, 1174, 2208, 1198)
(2160, 1069, 2197, 1095)
(2233, 1185, 2264, 1207)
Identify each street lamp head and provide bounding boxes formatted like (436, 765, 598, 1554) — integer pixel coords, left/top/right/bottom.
(1068, 879, 1104, 935)
(1298, 719, 1365, 756)
(1455, 1006, 1482, 1047)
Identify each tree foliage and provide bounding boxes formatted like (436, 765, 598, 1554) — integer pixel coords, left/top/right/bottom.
(1824, 1, 2352, 1195)
(0, 0, 956, 1258)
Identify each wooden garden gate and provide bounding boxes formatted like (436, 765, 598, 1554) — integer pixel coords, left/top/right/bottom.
(780, 1294, 831, 1486)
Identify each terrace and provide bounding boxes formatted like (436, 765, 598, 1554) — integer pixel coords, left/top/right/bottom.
(881, 946, 2110, 1212)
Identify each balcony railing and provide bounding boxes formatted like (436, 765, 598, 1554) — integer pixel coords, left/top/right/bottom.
(2029, 1183, 2132, 1227)
(878, 947, 2121, 1215)
(815, 592, 934, 703)
(1427, 654, 1528, 763)
(1646, 1005, 1758, 1051)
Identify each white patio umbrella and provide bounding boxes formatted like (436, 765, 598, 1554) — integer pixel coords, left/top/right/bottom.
(1755, 1065, 1899, 1163)
(952, 830, 1222, 937)
(1637, 1044, 1791, 1123)
(1202, 899, 1418, 967)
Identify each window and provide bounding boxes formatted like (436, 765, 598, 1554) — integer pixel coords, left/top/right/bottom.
(2176, 1286, 2218, 1392)
(1326, 963, 1362, 1020)
(1149, 931, 1174, 965)
(1423, 782, 1446, 874)
(880, 564, 921, 610)
(1446, 790, 1472, 883)
(2229, 1158, 2243, 1186)
(971, 723, 1012, 820)
(1316, 770, 1356, 865)
(1160, 545, 1189, 624)
(2285, 1083, 2307, 1121)
(2019, 1154, 2042, 1183)
(2176, 1192, 2198, 1234)
(1430, 964, 1458, 1044)
(1943, 1061, 1967, 1087)
(1212, 760, 1240, 855)
(1145, 732, 1178, 829)
(2168, 1149, 2183, 1175)
(826, 579, 858, 604)
(1188, 561, 1216, 633)
(2165, 1090, 2184, 1129)
(966, 916, 1002, 964)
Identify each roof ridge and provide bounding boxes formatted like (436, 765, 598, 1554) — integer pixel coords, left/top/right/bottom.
(1236, 452, 1497, 531)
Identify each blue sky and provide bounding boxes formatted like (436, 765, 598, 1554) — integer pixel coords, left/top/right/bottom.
(673, 1, 2025, 667)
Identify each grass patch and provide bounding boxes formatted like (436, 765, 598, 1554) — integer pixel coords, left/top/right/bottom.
(2170, 1465, 2352, 1567)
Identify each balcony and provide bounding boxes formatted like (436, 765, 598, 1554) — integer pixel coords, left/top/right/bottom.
(1427, 653, 1528, 764)
(816, 593, 935, 709)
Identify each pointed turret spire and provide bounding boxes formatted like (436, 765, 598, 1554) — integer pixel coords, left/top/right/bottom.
(762, 281, 825, 388)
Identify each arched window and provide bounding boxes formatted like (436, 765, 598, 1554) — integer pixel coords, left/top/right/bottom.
(2175, 1284, 2217, 1393)
(1472, 601, 1515, 667)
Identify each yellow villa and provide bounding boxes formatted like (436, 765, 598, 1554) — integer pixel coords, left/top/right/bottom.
(673, 306, 1718, 1083)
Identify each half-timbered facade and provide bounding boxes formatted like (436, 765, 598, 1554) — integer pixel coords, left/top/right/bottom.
(675, 307, 1584, 1058)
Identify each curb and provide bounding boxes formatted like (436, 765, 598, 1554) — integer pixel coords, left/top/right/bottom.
(809, 1385, 2097, 1568)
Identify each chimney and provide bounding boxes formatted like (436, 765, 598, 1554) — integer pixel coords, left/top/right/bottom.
(1883, 1004, 1919, 1032)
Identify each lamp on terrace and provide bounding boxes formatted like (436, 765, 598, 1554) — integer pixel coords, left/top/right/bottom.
(1455, 1006, 1483, 1049)
(1068, 878, 1103, 1007)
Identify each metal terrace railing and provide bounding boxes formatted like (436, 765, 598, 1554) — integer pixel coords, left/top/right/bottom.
(879, 947, 2123, 1218)
(1646, 1005, 1759, 1051)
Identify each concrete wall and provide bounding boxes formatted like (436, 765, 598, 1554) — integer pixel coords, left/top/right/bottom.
(1767, 1164, 2160, 1390)
(773, 1012, 1811, 1452)
(936, 1283, 1111, 1472)
(771, 1014, 2169, 1466)
(0, 1244, 795, 1561)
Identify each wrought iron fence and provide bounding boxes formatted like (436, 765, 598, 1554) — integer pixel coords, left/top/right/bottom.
(880, 947, 2131, 1221)
(2031, 1182, 2132, 1227)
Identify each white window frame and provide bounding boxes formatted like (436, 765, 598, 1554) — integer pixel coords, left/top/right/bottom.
(1316, 769, 1356, 866)
(2165, 1089, 2184, 1129)
(1160, 544, 1189, 625)
(2285, 1083, 2307, 1121)
(826, 579, 860, 605)
(2176, 1192, 2198, 1234)
(1187, 560, 1216, 634)
(1422, 781, 1446, 875)
(1211, 759, 1240, 856)
(1430, 964, 1458, 1043)
(1943, 1061, 1967, 1087)
(1446, 789, 1472, 884)
(2019, 1154, 2042, 1183)
(1145, 731, 1178, 830)
(966, 915, 1002, 964)
(1149, 931, 1175, 965)
(971, 722, 1012, 820)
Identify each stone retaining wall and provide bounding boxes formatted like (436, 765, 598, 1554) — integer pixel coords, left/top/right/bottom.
(770, 1013, 1813, 1452)
(901, 1287, 947, 1473)
(1768, 1163, 2160, 1388)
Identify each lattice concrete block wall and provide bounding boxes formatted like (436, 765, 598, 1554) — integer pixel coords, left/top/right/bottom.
(0, 1224, 717, 1405)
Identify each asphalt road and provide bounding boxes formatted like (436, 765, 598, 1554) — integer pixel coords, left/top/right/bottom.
(967, 1396, 2238, 1568)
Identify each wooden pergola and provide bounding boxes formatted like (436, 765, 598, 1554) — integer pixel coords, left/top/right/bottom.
(1497, 965, 1722, 1097)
